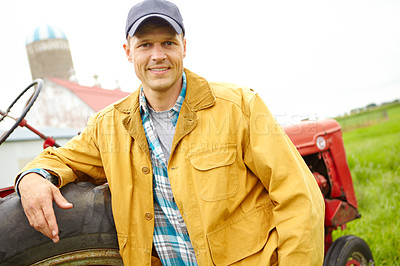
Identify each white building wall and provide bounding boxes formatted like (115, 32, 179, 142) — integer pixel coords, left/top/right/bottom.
(26, 79, 94, 129)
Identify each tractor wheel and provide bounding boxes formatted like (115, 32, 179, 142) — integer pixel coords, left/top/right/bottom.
(0, 182, 122, 265)
(323, 235, 374, 266)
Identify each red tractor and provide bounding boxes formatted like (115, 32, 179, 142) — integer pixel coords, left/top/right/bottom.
(283, 120, 374, 265)
(0, 80, 374, 265)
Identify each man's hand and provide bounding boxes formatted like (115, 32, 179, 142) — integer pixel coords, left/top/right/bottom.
(18, 173, 73, 243)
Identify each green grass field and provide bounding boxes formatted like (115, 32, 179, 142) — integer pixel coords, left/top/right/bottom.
(333, 102, 400, 265)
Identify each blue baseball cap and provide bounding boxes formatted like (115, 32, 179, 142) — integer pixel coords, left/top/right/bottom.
(125, 0, 185, 38)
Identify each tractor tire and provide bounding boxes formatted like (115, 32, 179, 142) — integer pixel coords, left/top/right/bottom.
(323, 235, 374, 266)
(0, 182, 122, 265)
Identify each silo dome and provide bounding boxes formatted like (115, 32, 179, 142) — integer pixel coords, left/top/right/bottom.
(26, 25, 67, 45)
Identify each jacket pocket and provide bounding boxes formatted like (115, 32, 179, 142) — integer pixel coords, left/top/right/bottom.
(206, 203, 276, 265)
(189, 144, 238, 201)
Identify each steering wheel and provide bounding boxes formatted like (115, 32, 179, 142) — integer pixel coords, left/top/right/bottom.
(0, 79, 43, 145)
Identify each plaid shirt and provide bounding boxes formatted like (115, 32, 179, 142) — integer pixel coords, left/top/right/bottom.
(140, 71, 197, 265)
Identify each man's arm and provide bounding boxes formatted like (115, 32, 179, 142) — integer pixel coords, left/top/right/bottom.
(18, 173, 73, 243)
(244, 94, 325, 265)
(15, 114, 105, 242)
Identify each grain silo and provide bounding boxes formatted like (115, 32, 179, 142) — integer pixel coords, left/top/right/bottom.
(26, 25, 76, 81)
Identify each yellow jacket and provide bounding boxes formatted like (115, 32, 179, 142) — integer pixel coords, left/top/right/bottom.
(19, 69, 324, 265)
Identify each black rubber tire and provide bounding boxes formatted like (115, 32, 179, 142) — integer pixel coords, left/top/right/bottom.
(0, 182, 121, 265)
(323, 235, 374, 266)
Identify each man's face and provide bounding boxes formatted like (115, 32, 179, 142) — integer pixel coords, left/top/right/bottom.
(124, 25, 186, 95)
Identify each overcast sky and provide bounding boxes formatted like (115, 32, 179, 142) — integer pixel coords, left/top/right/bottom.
(1, 0, 400, 125)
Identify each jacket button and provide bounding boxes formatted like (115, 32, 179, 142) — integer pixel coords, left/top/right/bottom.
(142, 166, 150, 174)
(145, 213, 153, 220)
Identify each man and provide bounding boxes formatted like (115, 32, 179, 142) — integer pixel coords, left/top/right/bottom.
(16, 0, 325, 265)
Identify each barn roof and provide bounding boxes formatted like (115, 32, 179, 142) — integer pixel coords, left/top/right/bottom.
(48, 78, 131, 112)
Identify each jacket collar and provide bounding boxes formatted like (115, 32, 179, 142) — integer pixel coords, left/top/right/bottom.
(183, 68, 216, 111)
(114, 68, 216, 114)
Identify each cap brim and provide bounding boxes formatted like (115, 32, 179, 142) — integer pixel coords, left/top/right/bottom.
(128, 14, 183, 37)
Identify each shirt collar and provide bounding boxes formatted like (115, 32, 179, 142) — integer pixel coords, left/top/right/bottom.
(140, 71, 187, 118)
